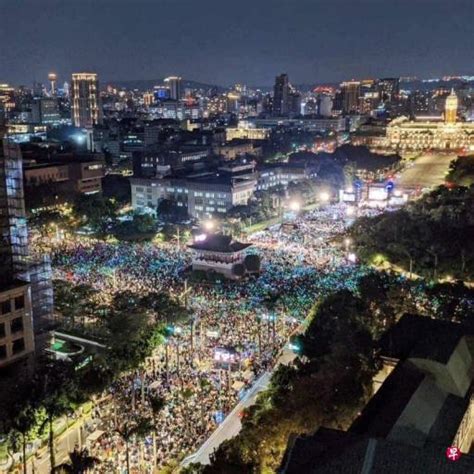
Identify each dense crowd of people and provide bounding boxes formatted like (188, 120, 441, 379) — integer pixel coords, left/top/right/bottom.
(42, 204, 379, 471)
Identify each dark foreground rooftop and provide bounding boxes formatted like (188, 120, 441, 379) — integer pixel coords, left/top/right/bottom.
(280, 427, 474, 474)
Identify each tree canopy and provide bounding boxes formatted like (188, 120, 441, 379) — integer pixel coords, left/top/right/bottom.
(72, 194, 119, 237)
(446, 155, 474, 187)
(350, 185, 474, 279)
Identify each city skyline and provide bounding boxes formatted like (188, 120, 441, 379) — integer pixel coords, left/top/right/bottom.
(1, 2, 474, 472)
(1, 0, 473, 87)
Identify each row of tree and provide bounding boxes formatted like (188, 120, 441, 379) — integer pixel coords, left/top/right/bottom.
(446, 155, 474, 187)
(30, 194, 159, 242)
(350, 185, 474, 280)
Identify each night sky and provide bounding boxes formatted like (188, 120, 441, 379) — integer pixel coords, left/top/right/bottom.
(1, 0, 473, 87)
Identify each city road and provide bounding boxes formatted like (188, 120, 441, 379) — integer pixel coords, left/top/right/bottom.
(181, 345, 296, 468)
(396, 153, 456, 190)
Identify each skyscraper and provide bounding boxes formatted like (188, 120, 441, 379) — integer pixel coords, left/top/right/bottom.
(318, 95, 333, 117)
(31, 98, 60, 124)
(378, 77, 400, 103)
(71, 73, 103, 128)
(273, 74, 290, 116)
(48, 73, 57, 96)
(341, 81, 361, 114)
(164, 76, 182, 101)
(0, 139, 35, 367)
(288, 86, 302, 117)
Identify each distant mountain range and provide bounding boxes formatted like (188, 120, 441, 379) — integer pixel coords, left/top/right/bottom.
(106, 77, 474, 93)
(107, 78, 226, 92)
(106, 78, 323, 93)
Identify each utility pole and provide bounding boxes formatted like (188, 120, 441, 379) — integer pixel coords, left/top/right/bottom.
(176, 337, 180, 377)
(183, 278, 190, 309)
(165, 341, 169, 382)
(190, 317, 194, 354)
(258, 317, 262, 355)
(272, 315, 276, 349)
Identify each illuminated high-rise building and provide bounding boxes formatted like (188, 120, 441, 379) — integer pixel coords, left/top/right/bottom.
(288, 85, 302, 117)
(48, 73, 57, 96)
(341, 80, 361, 114)
(226, 92, 240, 113)
(164, 76, 182, 100)
(445, 89, 458, 124)
(31, 98, 60, 124)
(273, 74, 290, 116)
(0, 84, 15, 120)
(154, 85, 171, 101)
(318, 95, 333, 117)
(71, 73, 103, 128)
(378, 77, 399, 103)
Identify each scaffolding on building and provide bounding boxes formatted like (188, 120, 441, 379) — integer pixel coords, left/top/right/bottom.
(27, 255, 54, 330)
(0, 139, 54, 327)
(0, 139, 29, 286)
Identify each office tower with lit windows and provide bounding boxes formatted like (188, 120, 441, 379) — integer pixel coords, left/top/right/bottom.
(288, 86, 302, 117)
(154, 85, 171, 102)
(341, 80, 361, 114)
(318, 95, 333, 117)
(71, 73, 103, 128)
(378, 77, 400, 103)
(359, 80, 380, 114)
(31, 97, 61, 125)
(273, 74, 290, 116)
(164, 76, 182, 100)
(0, 84, 15, 121)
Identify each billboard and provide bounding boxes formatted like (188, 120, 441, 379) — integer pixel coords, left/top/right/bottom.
(339, 190, 357, 202)
(368, 186, 388, 201)
(214, 346, 239, 364)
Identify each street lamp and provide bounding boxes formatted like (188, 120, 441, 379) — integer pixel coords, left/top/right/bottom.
(344, 237, 352, 251)
(288, 342, 301, 353)
(194, 233, 207, 242)
(347, 253, 357, 263)
(289, 200, 301, 212)
(203, 219, 215, 232)
(319, 191, 330, 203)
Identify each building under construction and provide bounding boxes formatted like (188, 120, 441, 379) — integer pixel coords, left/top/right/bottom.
(0, 138, 53, 368)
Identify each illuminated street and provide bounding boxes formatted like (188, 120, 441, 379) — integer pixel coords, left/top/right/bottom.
(396, 153, 456, 190)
